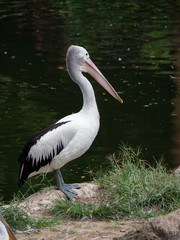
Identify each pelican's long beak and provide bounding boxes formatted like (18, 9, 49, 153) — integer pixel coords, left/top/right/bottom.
(80, 58, 123, 103)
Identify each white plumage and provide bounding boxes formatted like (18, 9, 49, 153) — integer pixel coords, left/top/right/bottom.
(28, 112, 99, 177)
(0, 222, 9, 240)
(18, 45, 123, 199)
(0, 213, 17, 240)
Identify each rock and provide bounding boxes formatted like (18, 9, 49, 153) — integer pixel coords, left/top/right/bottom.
(174, 166, 180, 175)
(18, 186, 63, 214)
(114, 209, 180, 240)
(17, 183, 100, 215)
(74, 182, 100, 203)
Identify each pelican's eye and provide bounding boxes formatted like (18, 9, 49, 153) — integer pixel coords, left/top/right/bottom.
(86, 52, 88, 57)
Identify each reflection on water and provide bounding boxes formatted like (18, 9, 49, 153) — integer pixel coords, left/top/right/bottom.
(0, 0, 180, 201)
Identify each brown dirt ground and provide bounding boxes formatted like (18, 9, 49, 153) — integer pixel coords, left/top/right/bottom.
(15, 219, 144, 240)
(13, 184, 145, 240)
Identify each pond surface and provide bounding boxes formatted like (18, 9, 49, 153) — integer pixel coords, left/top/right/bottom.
(0, 0, 180, 201)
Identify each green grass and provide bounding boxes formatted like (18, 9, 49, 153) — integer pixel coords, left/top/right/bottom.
(50, 145, 180, 219)
(0, 173, 58, 231)
(0, 204, 57, 230)
(16, 172, 54, 201)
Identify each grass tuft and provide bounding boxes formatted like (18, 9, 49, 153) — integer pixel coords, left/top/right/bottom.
(95, 145, 180, 217)
(0, 204, 57, 230)
(50, 144, 180, 219)
(50, 199, 113, 220)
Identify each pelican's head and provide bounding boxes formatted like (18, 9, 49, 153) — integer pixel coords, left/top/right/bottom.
(66, 45, 123, 103)
(66, 45, 89, 68)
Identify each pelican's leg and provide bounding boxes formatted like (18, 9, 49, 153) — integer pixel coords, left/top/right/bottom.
(54, 169, 80, 200)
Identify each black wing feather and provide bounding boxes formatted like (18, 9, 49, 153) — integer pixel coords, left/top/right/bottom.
(18, 121, 70, 187)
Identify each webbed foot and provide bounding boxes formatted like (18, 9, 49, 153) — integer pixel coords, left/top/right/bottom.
(54, 169, 80, 200)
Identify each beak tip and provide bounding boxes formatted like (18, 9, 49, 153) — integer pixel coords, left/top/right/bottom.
(118, 97, 123, 103)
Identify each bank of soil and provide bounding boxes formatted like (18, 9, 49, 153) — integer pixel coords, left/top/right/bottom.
(14, 183, 145, 240)
(15, 219, 143, 240)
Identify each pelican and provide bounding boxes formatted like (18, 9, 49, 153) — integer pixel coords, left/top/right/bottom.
(0, 213, 17, 240)
(18, 45, 123, 199)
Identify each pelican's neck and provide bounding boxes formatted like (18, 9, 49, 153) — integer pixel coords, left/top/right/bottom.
(80, 75, 98, 113)
(68, 68, 99, 114)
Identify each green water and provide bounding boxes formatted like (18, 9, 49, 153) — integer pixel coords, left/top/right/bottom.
(0, 0, 180, 201)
